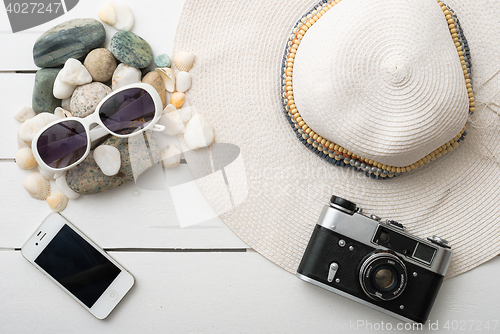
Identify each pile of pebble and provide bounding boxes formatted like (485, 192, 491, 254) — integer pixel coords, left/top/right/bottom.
(14, 2, 215, 212)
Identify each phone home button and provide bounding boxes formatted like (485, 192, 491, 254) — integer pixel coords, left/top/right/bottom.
(108, 290, 118, 301)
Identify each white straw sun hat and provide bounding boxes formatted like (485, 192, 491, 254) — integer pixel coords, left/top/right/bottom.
(173, 0, 500, 278)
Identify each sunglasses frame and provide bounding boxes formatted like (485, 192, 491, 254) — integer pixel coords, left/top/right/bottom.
(32, 83, 165, 173)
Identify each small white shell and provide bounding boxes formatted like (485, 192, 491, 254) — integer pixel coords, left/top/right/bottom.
(93, 145, 121, 176)
(159, 106, 185, 136)
(38, 165, 56, 180)
(18, 112, 60, 144)
(53, 107, 72, 119)
(98, 2, 117, 26)
(175, 71, 192, 93)
(15, 148, 37, 170)
(184, 114, 215, 150)
(23, 172, 51, 200)
(160, 144, 181, 168)
(56, 172, 80, 199)
(112, 63, 141, 90)
(13, 106, 36, 123)
(178, 97, 193, 123)
(155, 67, 175, 92)
(173, 51, 195, 72)
(47, 191, 69, 212)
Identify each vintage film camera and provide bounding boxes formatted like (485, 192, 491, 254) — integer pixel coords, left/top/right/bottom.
(297, 195, 453, 324)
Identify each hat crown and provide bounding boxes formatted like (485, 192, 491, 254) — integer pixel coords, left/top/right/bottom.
(293, 0, 469, 167)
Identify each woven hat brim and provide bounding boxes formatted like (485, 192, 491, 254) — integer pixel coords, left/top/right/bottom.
(173, 0, 500, 278)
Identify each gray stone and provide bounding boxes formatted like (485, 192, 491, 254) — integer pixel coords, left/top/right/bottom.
(155, 53, 171, 68)
(33, 18, 106, 68)
(109, 31, 153, 68)
(32, 68, 62, 114)
(66, 131, 160, 195)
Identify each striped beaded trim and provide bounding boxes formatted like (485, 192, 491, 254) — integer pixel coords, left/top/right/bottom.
(280, 0, 474, 179)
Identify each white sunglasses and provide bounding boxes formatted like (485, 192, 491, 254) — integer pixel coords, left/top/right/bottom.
(32, 83, 165, 172)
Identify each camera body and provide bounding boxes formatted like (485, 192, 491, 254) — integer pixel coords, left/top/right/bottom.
(296, 196, 453, 324)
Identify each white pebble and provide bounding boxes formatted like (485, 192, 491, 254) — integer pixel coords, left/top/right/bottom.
(13, 106, 36, 123)
(18, 112, 60, 144)
(98, 2, 134, 31)
(178, 97, 193, 123)
(55, 172, 80, 199)
(53, 58, 92, 99)
(160, 144, 181, 168)
(160, 106, 185, 136)
(112, 63, 141, 90)
(93, 145, 121, 176)
(175, 71, 192, 93)
(184, 114, 214, 150)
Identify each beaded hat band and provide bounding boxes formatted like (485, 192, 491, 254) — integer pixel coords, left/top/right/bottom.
(281, 0, 475, 178)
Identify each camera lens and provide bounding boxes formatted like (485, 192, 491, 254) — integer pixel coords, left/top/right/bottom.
(359, 252, 407, 301)
(373, 266, 397, 291)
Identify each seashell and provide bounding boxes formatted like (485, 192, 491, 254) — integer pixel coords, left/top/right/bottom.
(170, 91, 185, 108)
(93, 145, 121, 176)
(175, 71, 192, 93)
(178, 97, 193, 123)
(13, 106, 35, 123)
(173, 51, 195, 72)
(159, 106, 185, 136)
(162, 103, 176, 115)
(142, 71, 166, 108)
(98, 2, 134, 31)
(47, 191, 69, 212)
(23, 172, 51, 200)
(160, 144, 182, 168)
(18, 112, 61, 144)
(98, 2, 117, 26)
(38, 164, 56, 180)
(155, 67, 175, 92)
(184, 114, 215, 150)
(56, 172, 80, 199)
(15, 148, 37, 170)
(112, 63, 141, 90)
(53, 107, 72, 119)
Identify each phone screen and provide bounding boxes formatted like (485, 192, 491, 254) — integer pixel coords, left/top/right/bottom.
(34, 224, 121, 308)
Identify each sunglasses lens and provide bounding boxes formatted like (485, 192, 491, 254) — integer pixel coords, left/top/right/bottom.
(36, 120, 88, 169)
(99, 87, 156, 135)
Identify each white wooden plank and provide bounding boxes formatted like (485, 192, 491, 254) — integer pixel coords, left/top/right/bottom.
(0, 0, 184, 70)
(0, 162, 248, 249)
(0, 73, 34, 158)
(1, 250, 499, 333)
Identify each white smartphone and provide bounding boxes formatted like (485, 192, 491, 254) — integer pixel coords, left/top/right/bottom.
(21, 213, 134, 319)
